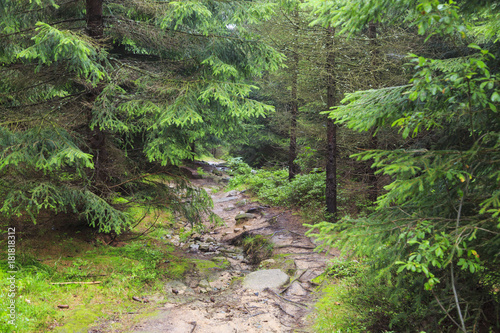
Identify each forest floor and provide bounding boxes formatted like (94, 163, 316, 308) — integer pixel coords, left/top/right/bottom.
(123, 162, 339, 333)
(2, 161, 338, 333)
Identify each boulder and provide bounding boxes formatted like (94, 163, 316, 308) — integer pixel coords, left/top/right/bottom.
(242, 269, 289, 291)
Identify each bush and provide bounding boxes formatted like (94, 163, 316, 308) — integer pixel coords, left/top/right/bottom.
(228, 159, 327, 207)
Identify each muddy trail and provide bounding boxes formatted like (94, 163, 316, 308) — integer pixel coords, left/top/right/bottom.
(130, 162, 338, 333)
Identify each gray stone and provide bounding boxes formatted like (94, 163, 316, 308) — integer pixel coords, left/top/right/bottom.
(234, 199, 247, 207)
(215, 197, 238, 203)
(233, 228, 242, 233)
(226, 190, 239, 197)
(246, 206, 265, 214)
(198, 279, 211, 289)
(285, 281, 308, 296)
(205, 236, 216, 243)
(235, 213, 257, 224)
(242, 269, 290, 291)
(189, 244, 199, 252)
(260, 259, 276, 267)
(199, 242, 210, 252)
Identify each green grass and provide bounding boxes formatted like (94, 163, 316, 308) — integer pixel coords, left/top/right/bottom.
(0, 216, 200, 332)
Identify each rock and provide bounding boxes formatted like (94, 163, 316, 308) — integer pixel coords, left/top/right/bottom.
(285, 281, 308, 296)
(215, 197, 238, 203)
(246, 206, 266, 214)
(199, 243, 210, 252)
(223, 206, 236, 211)
(242, 269, 290, 291)
(199, 279, 211, 289)
(298, 269, 323, 284)
(205, 236, 216, 243)
(234, 199, 247, 207)
(235, 213, 257, 224)
(233, 228, 242, 233)
(165, 280, 190, 294)
(226, 190, 239, 197)
(189, 244, 200, 252)
(260, 259, 276, 267)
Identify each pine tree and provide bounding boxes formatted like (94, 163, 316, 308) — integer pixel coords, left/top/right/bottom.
(307, 0, 500, 330)
(0, 0, 283, 232)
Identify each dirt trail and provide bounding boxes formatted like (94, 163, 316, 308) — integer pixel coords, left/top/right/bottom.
(130, 162, 337, 333)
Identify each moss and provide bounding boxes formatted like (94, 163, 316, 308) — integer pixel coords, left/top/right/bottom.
(53, 304, 105, 333)
(192, 258, 229, 280)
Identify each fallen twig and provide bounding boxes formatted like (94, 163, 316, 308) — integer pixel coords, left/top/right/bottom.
(189, 321, 197, 333)
(51, 281, 101, 285)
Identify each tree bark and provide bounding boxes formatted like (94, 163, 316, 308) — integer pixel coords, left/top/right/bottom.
(85, 0, 107, 186)
(325, 27, 337, 219)
(367, 22, 378, 203)
(288, 9, 300, 181)
(86, 0, 104, 39)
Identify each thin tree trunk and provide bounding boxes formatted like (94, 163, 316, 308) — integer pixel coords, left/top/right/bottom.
(367, 21, 378, 203)
(325, 27, 337, 219)
(288, 9, 299, 181)
(85, 0, 107, 185)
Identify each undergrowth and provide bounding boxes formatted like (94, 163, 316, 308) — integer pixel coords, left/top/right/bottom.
(226, 157, 336, 223)
(0, 212, 203, 333)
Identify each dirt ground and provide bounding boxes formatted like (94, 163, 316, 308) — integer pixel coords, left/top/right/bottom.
(127, 163, 339, 333)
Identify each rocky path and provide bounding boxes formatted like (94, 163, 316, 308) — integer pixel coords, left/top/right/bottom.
(130, 163, 337, 333)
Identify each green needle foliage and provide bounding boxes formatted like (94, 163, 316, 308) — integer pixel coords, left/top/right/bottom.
(306, 0, 500, 331)
(0, 0, 284, 232)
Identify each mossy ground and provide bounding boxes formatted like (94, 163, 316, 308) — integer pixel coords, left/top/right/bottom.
(0, 207, 225, 333)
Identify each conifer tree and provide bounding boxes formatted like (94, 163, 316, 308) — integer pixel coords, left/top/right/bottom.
(307, 0, 500, 330)
(0, 0, 283, 232)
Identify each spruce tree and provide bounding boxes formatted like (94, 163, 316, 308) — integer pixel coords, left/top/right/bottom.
(0, 0, 283, 232)
(307, 0, 500, 330)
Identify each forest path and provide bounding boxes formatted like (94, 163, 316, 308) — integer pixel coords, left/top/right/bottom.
(129, 162, 338, 333)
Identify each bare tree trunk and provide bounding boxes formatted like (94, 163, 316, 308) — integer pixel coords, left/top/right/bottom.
(367, 22, 378, 203)
(85, 0, 107, 185)
(288, 9, 300, 181)
(325, 27, 337, 219)
(86, 0, 103, 39)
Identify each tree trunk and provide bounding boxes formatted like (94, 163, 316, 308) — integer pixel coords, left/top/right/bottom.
(86, 0, 104, 39)
(325, 27, 337, 219)
(367, 22, 378, 203)
(85, 0, 107, 186)
(288, 9, 300, 181)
